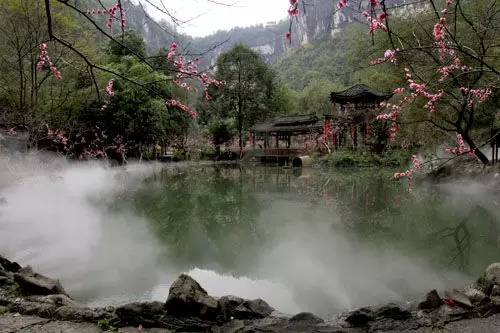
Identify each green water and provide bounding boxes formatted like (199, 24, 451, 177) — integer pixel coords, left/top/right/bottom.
(112, 163, 500, 314)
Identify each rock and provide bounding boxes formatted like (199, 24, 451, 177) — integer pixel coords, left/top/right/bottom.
(288, 312, 324, 324)
(13, 266, 68, 297)
(438, 303, 470, 320)
(218, 295, 244, 320)
(444, 289, 472, 309)
(374, 303, 411, 320)
(217, 295, 274, 320)
(463, 285, 487, 304)
(165, 274, 219, 320)
(234, 299, 274, 320)
(418, 289, 444, 310)
(491, 285, 500, 297)
(27, 294, 84, 308)
(0, 255, 21, 273)
(0, 276, 9, 286)
(344, 307, 374, 327)
(115, 301, 165, 327)
(486, 263, 500, 285)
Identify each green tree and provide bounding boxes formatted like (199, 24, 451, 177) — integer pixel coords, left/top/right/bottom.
(207, 43, 279, 154)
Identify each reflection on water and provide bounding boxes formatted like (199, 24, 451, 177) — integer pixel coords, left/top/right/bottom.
(1, 158, 500, 318)
(122, 164, 500, 316)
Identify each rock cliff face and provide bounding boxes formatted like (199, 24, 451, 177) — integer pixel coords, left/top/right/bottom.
(126, 0, 427, 68)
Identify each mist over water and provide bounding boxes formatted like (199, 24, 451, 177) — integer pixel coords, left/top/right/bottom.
(0, 154, 493, 318)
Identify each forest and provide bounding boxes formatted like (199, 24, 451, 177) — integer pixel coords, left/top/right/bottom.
(0, 0, 498, 166)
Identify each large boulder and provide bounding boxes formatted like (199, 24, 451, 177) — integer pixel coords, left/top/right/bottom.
(218, 295, 274, 320)
(417, 289, 443, 310)
(444, 289, 472, 309)
(115, 301, 165, 327)
(165, 274, 219, 320)
(0, 255, 21, 273)
(14, 266, 69, 297)
(486, 263, 500, 286)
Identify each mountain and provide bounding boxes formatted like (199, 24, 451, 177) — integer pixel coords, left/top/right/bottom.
(121, 0, 427, 79)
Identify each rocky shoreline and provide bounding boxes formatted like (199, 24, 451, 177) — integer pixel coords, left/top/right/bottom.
(1, 254, 500, 332)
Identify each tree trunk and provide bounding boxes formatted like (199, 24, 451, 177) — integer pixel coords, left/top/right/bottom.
(461, 132, 489, 165)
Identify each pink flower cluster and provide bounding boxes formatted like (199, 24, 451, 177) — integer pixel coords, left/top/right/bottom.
(460, 87, 492, 109)
(165, 99, 197, 118)
(285, 0, 299, 40)
(87, 3, 126, 29)
(36, 43, 62, 80)
(101, 79, 115, 111)
(46, 124, 68, 146)
(0, 129, 19, 152)
(110, 135, 127, 153)
(362, 11, 387, 34)
(105, 79, 114, 97)
(403, 68, 443, 113)
(377, 102, 401, 142)
(337, 0, 347, 8)
(45, 123, 131, 159)
(165, 42, 225, 115)
(444, 133, 475, 155)
(371, 48, 399, 65)
(394, 154, 421, 193)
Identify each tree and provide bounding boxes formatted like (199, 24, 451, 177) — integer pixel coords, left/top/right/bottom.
(289, 0, 500, 167)
(207, 43, 279, 154)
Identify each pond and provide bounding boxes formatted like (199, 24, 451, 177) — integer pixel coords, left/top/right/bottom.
(1, 159, 499, 317)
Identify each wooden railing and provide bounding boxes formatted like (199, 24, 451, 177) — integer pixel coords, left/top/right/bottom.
(245, 148, 303, 157)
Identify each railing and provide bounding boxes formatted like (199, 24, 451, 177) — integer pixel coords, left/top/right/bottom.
(245, 148, 303, 157)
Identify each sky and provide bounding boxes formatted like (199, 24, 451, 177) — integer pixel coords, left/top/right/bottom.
(143, 0, 289, 37)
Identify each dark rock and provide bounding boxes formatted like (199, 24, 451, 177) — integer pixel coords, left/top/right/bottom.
(9, 300, 43, 315)
(165, 274, 219, 320)
(491, 285, 500, 297)
(288, 312, 324, 324)
(486, 263, 500, 285)
(418, 289, 444, 310)
(13, 266, 68, 297)
(444, 289, 472, 308)
(115, 301, 165, 327)
(53, 306, 108, 322)
(0, 255, 21, 273)
(0, 276, 9, 286)
(218, 295, 244, 320)
(27, 294, 84, 308)
(234, 299, 274, 320)
(217, 295, 274, 320)
(344, 307, 374, 326)
(374, 303, 411, 320)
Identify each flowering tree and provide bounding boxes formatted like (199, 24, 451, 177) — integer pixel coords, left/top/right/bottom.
(0, 0, 228, 160)
(288, 0, 498, 167)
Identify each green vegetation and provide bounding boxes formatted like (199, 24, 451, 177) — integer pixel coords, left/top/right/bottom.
(198, 44, 282, 152)
(325, 149, 411, 168)
(97, 318, 119, 332)
(1, 0, 498, 165)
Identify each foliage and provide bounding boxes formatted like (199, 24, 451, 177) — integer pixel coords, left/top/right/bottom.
(97, 318, 119, 332)
(200, 43, 281, 152)
(325, 149, 411, 168)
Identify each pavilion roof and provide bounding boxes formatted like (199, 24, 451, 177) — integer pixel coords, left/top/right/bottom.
(251, 113, 323, 135)
(330, 84, 393, 104)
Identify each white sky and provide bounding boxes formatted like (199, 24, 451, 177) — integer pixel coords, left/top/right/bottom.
(143, 0, 289, 37)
